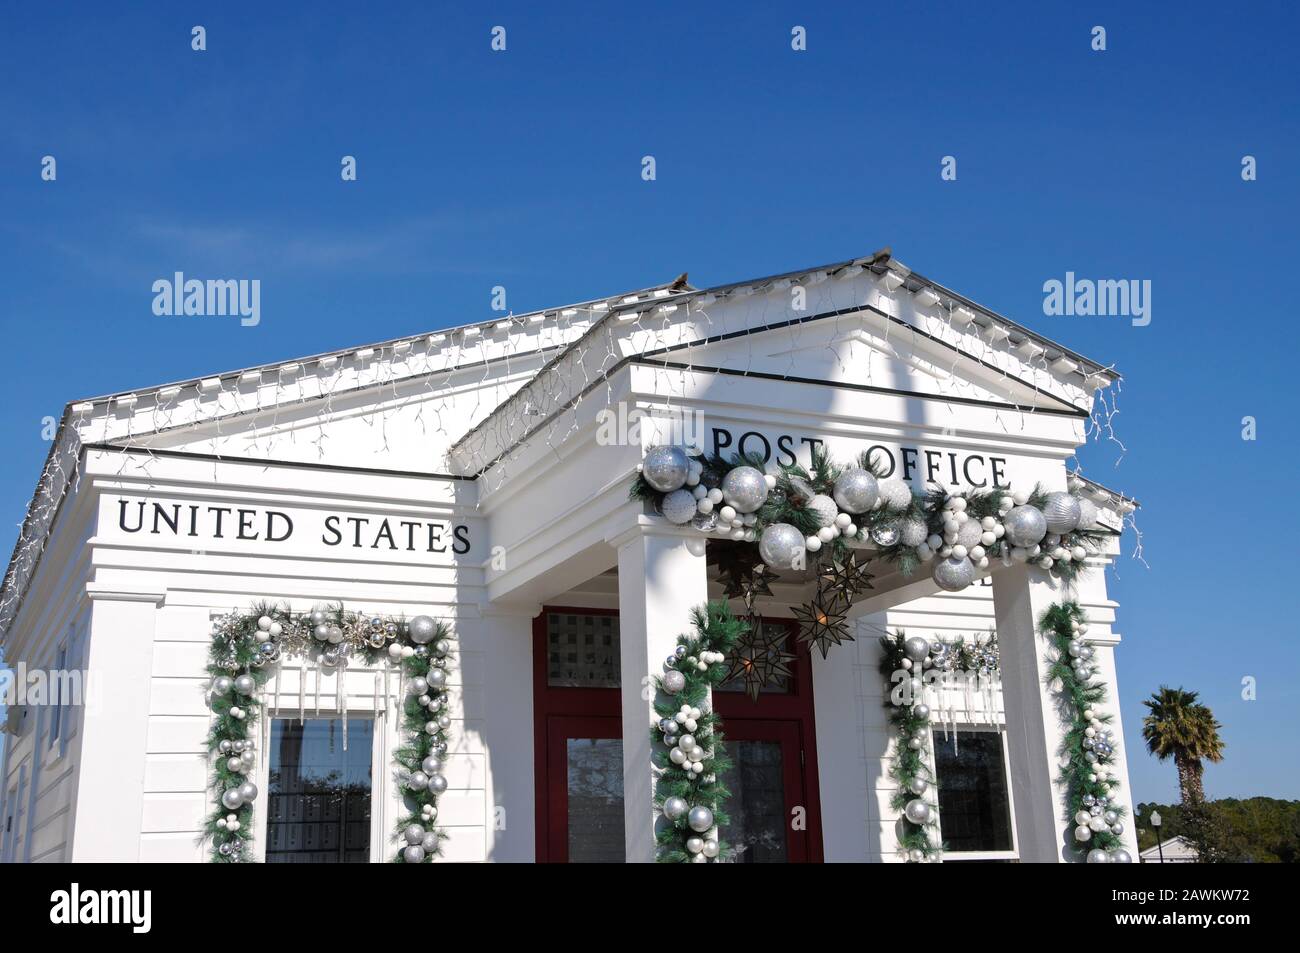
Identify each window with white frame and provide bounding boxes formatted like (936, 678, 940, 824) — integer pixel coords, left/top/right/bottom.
(49, 643, 68, 750)
(931, 727, 1016, 860)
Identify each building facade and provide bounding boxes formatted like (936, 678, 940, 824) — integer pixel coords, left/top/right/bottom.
(0, 250, 1139, 863)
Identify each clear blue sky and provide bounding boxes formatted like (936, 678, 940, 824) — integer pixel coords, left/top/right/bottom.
(2, 2, 1297, 806)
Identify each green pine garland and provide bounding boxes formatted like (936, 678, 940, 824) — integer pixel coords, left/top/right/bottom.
(632, 446, 1107, 587)
(204, 602, 455, 863)
(651, 602, 747, 862)
(1039, 601, 1130, 862)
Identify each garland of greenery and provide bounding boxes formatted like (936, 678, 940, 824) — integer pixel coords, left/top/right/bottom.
(878, 631, 999, 861)
(204, 602, 454, 864)
(651, 602, 747, 862)
(632, 445, 1109, 588)
(1039, 601, 1132, 863)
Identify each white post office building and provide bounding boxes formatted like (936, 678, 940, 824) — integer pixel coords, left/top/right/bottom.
(0, 250, 1140, 863)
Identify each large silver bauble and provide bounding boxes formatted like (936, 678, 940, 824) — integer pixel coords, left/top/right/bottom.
(233, 674, 256, 696)
(903, 636, 930, 663)
(426, 668, 446, 689)
(404, 824, 425, 845)
(877, 478, 913, 510)
(403, 845, 426, 864)
(420, 832, 439, 852)
(421, 756, 441, 776)
(1042, 491, 1082, 534)
(870, 522, 900, 546)
(642, 446, 690, 493)
(932, 555, 976, 592)
(832, 467, 879, 514)
(758, 523, 805, 571)
(1075, 497, 1099, 531)
(688, 805, 715, 833)
(899, 518, 929, 548)
(407, 771, 429, 791)
(956, 519, 983, 549)
(903, 799, 931, 825)
(721, 466, 769, 513)
(408, 615, 438, 644)
(662, 670, 687, 694)
(428, 774, 448, 794)
(661, 488, 698, 524)
(212, 676, 233, 695)
(1003, 505, 1047, 547)
(663, 796, 689, 821)
(238, 781, 258, 803)
(806, 495, 838, 528)
(221, 788, 243, 810)
(909, 777, 928, 795)
(1086, 848, 1111, 863)
(1108, 848, 1133, 864)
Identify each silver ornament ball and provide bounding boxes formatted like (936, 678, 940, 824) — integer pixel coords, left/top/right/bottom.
(904, 798, 931, 825)
(932, 555, 976, 592)
(663, 796, 689, 821)
(1042, 491, 1082, 534)
(687, 805, 714, 833)
(877, 478, 913, 510)
(408, 615, 438, 644)
(661, 488, 698, 524)
(403, 845, 426, 864)
(662, 670, 687, 694)
(721, 466, 769, 513)
(758, 523, 805, 571)
(642, 446, 690, 493)
(1075, 496, 1100, 531)
(805, 494, 838, 528)
(1003, 505, 1047, 547)
(899, 518, 929, 548)
(1086, 848, 1111, 863)
(832, 467, 879, 514)
(903, 636, 930, 663)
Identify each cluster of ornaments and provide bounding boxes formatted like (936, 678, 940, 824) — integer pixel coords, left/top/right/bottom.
(889, 635, 939, 862)
(401, 821, 443, 864)
(640, 447, 1100, 593)
(656, 642, 725, 862)
(1063, 612, 1132, 864)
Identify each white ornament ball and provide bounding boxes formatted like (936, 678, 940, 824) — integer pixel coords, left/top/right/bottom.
(661, 488, 698, 524)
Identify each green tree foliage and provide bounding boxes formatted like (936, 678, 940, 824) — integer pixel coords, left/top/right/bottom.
(1134, 798, 1300, 863)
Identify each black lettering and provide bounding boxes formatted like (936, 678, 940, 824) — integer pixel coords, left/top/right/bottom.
(900, 447, 917, 482)
(428, 523, 447, 553)
(118, 499, 145, 533)
(453, 524, 471, 555)
(990, 457, 1008, 488)
(401, 520, 420, 551)
(963, 456, 988, 487)
(347, 516, 368, 547)
(776, 434, 797, 467)
(322, 515, 342, 546)
(373, 519, 397, 550)
(924, 451, 943, 485)
(948, 452, 960, 487)
(187, 504, 200, 537)
(237, 509, 259, 540)
(799, 437, 825, 463)
(737, 431, 771, 463)
(266, 511, 293, 542)
(208, 506, 232, 538)
(711, 427, 733, 456)
(151, 502, 180, 535)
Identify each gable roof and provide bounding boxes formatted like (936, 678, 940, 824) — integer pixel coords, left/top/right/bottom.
(0, 247, 1124, 643)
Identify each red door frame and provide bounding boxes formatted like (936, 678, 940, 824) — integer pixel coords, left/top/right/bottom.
(533, 607, 823, 862)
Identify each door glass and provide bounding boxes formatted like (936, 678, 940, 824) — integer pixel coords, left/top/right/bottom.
(566, 738, 625, 862)
(720, 740, 788, 862)
(547, 613, 621, 687)
(267, 718, 373, 863)
(932, 730, 1013, 853)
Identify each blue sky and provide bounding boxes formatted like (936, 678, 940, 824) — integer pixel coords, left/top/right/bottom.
(2, 2, 1298, 806)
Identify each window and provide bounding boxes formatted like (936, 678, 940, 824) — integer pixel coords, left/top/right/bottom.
(931, 729, 1015, 858)
(266, 718, 374, 863)
(49, 644, 68, 750)
(546, 612, 620, 688)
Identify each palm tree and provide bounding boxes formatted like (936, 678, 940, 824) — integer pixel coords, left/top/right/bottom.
(1142, 687, 1225, 804)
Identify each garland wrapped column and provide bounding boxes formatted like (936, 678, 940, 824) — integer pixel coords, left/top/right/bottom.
(651, 602, 746, 862)
(1039, 601, 1132, 863)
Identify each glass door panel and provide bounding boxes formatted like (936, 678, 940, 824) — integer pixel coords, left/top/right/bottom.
(565, 737, 625, 862)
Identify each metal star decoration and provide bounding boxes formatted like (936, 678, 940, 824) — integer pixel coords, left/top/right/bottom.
(727, 623, 797, 701)
(793, 590, 854, 658)
(818, 551, 875, 599)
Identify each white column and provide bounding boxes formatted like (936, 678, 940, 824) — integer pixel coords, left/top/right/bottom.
(992, 564, 1072, 862)
(70, 584, 163, 862)
(614, 525, 708, 863)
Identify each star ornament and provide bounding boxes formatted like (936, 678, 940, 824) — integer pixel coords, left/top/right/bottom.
(728, 624, 796, 701)
(820, 552, 875, 598)
(794, 591, 854, 658)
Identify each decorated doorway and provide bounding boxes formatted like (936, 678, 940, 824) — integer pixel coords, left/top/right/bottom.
(533, 608, 822, 862)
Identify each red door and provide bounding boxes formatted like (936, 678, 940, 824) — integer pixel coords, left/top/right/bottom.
(534, 609, 822, 862)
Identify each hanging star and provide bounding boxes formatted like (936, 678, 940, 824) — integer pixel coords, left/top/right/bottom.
(727, 623, 797, 701)
(793, 591, 854, 658)
(715, 543, 777, 611)
(818, 551, 875, 598)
